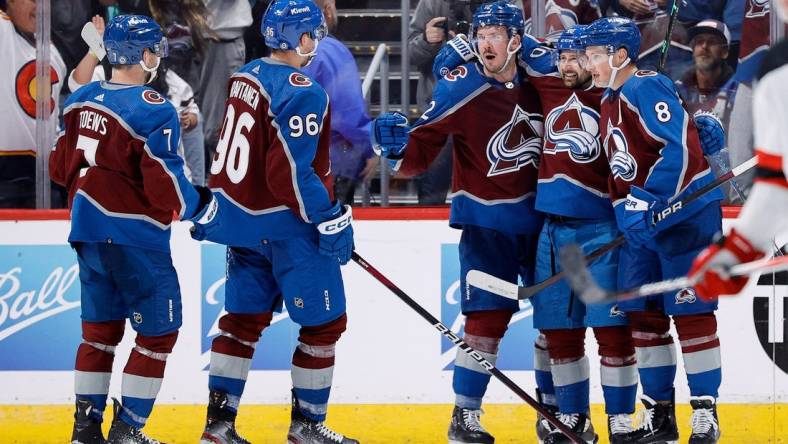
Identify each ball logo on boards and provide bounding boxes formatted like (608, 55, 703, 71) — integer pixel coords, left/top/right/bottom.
(440, 244, 538, 371)
(201, 244, 299, 370)
(0, 246, 81, 370)
(753, 272, 788, 374)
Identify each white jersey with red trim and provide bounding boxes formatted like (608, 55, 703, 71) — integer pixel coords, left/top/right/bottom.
(736, 38, 788, 251)
(0, 12, 66, 156)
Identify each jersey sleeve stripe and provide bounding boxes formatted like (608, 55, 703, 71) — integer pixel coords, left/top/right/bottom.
(142, 144, 187, 217)
(755, 149, 784, 172)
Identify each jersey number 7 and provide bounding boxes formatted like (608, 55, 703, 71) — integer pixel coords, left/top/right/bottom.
(211, 104, 255, 184)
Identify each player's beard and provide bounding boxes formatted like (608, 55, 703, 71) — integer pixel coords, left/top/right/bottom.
(561, 68, 592, 89)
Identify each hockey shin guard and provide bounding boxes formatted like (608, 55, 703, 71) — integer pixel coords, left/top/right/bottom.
(594, 325, 638, 414)
(629, 311, 677, 401)
(292, 314, 348, 422)
(120, 331, 178, 428)
(675, 313, 721, 398)
(208, 312, 272, 414)
(75, 320, 125, 422)
(534, 333, 557, 408)
(452, 310, 512, 409)
(544, 328, 590, 414)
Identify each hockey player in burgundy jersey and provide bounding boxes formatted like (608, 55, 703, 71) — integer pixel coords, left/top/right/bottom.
(582, 17, 724, 444)
(50, 15, 216, 444)
(372, 2, 543, 443)
(190, 1, 357, 443)
(432, 26, 636, 444)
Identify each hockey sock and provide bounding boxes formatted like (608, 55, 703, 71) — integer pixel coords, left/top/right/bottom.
(208, 312, 272, 415)
(452, 310, 512, 409)
(292, 314, 348, 422)
(594, 325, 638, 414)
(119, 331, 178, 428)
(74, 320, 125, 422)
(629, 311, 677, 402)
(674, 313, 721, 398)
(534, 333, 557, 408)
(544, 328, 589, 414)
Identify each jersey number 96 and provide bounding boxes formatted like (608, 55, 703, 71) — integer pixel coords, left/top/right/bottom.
(211, 104, 255, 184)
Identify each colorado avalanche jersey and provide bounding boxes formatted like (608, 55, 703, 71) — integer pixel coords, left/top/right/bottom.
(205, 58, 334, 246)
(599, 71, 723, 229)
(520, 36, 611, 220)
(50, 82, 202, 252)
(400, 63, 543, 235)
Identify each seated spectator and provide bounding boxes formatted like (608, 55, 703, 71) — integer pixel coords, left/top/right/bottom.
(301, 0, 375, 205)
(676, 20, 735, 119)
(0, 0, 66, 208)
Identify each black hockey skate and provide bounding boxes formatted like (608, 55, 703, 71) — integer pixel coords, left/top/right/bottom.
(448, 405, 494, 444)
(543, 413, 598, 444)
(628, 394, 678, 444)
(535, 389, 558, 444)
(71, 398, 105, 444)
(106, 398, 166, 444)
(608, 413, 637, 444)
(688, 396, 720, 444)
(200, 390, 250, 444)
(288, 392, 359, 444)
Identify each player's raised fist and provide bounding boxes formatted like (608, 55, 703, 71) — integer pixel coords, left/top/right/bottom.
(689, 229, 765, 300)
(371, 112, 410, 158)
(432, 34, 475, 78)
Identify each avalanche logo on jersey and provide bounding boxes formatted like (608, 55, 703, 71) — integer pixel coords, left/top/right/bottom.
(543, 94, 601, 163)
(289, 73, 313, 87)
(486, 104, 543, 177)
(444, 65, 468, 82)
(604, 120, 637, 182)
(746, 0, 769, 18)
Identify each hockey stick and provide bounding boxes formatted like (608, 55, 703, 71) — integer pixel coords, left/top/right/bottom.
(657, 0, 682, 72)
(560, 244, 788, 304)
(466, 155, 758, 300)
(351, 252, 585, 444)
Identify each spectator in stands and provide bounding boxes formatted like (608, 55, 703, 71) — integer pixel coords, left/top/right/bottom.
(70, 15, 206, 186)
(52, 0, 112, 90)
(676, 20, 735, 119)
(407, 0, 474, 204)
(0, 0, 66, 208)
(302, 0, 376, 205)
(199, 0, 251, 161)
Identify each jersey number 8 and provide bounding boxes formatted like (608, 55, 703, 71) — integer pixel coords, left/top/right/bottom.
(211, 104, 255, 184)
(654, 102, 671, 123)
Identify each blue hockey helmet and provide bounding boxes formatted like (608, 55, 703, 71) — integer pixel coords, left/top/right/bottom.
(262, 0, 327, 51)
(104, 15, 167, 65)
(554, 25, 587, 52)
(470, 0, 525, 39)
(581, 16, 641, 60)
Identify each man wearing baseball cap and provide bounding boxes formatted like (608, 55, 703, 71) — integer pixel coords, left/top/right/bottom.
(676, 19, 735, 116)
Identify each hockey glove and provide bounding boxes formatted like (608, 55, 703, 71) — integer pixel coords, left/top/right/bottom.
(432, 34, 475, 79)
(622, 186, 663, 246)
(189, 186, 220, 241)
(314, 202, 354, 265)
(689, 229, 765, 301)
(694, 111, 725, 155)
(371, 112, 409, 158)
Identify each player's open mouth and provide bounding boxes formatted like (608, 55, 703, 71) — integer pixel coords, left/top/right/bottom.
(483, 54, 496, 61)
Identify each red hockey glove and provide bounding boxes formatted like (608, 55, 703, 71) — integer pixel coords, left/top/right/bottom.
(689, 229, 765, 301)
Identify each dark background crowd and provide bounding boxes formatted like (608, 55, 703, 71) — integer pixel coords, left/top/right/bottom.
(0, 0, 776, 209)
